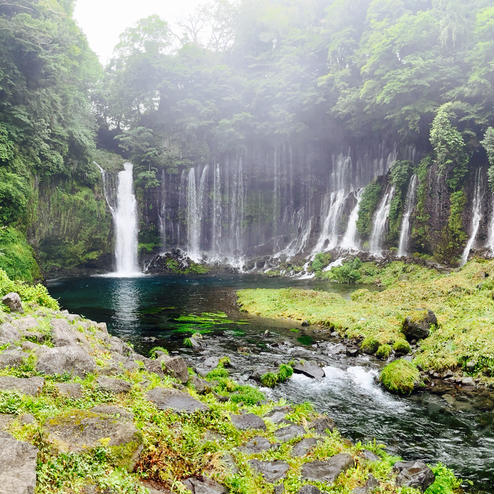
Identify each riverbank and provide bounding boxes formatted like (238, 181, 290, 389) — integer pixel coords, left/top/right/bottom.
(0, 269, 461, 494)
(237, 259, 494, 392)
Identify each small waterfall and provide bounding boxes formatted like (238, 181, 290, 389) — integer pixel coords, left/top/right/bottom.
(212, 163, 222, 258)
(159, 168, 166, 249)
(186, 168, 200, 261)
(397, 175, 418, 257)
(461, 169, 484, 266)
(197, 165, 209, 250)
(369, 186, 395, 256)
(312, 189, 347, 253)
(113, 163, 140, 275)
(340, 189, 363, 250)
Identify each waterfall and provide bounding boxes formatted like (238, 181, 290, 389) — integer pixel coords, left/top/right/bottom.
(461, 169, 484, 266)
(369, 186, 395, 256)
(312, 190, 347, 253)
(212, 163, 222, 258)
(341, 189, 363, 250)
(397, 175, 418, 257)
(186, 168, 200, 261)
(159, 168, 166, 249)
(198, 165, 209, 251)
(113, 163, 140, 275)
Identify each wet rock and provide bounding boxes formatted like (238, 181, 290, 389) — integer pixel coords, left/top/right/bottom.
(231, 413, 266, 431)
(159, 355, 190, 384)
(96, 376, 131, 394)
(292, 437, 319, 457)
(0, 322, 20, 343)
(0, 431, 37, 494)
(187, 333, 205, 351)
(44, 409, 142, 468)
(346, 347, 359, 357)
(352, 474, 378, 494)
(264, 406, 291, 424)
(275, 424, 305, 442)
(293, 361, 325, 379)
(2, 292, 23, 313)
(301, 454, 354, 483)
(36, 345, 96, 377)
(308, 417, 335, 435)
(55, 382, 84, 399)
(249, 460, 289, 482)
(0, 349, 27, 369)
(298, 486, 325, 494)
(240, 436, 273, 454)
(461, 377, 475, 386)
(190, 375, 212, 394)
(401, 310, 437, 342)
(393, 460, 435, 491)
(146, 387, 209, 413)
(0, 376, 44, 396)
(183, 476, 226, 494)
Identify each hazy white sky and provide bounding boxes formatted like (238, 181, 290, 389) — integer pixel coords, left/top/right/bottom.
(74, 0, 203, 64)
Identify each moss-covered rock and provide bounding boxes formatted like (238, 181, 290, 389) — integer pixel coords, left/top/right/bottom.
(376, 344, 392, 360)
(401, 309, 437, 342)
(361, 336, 379, 355)
(393, 339, 411, 356)
(380, 359, 423, 395)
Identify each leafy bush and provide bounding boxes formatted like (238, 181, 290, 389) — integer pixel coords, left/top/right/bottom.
(327, 258, 362, 284)
(311, 252, 332, 273)
(0, 227, 40, 282)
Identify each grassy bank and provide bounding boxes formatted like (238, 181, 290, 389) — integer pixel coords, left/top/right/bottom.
(238, 259, 494, 379)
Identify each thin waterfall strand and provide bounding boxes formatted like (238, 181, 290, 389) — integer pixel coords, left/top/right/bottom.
(397, 175, 418, 257)
(461, 169, 484, 266)
(341, 189, 363, 250)
(369, 186, 395, 256)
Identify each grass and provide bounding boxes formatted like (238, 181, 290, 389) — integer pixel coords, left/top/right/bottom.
(379, 359, 424, 395)
(237, 259, 494, 379)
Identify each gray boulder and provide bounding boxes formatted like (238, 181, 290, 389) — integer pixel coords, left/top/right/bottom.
(274, 424, 305, 442)
(292, 438, 319, 457)
(159, 355, 190, 384)
(96, 376, 131, 394)
(55, 382, 84, 399)
(146, 387, 209, 413)
(51, 318, 89, 348)
(90, 405, 134, 420)
(2, 292, 23, 313)
(36, 345, 96, 377)
(0, 431, 38, 494)
(308, 417, 335, 435)
(298, 486, 325, 494)
(301, 454, 354, 483)
(0, 376, 44, 396)
(293, 361, 325, 379)
(190, 375, 212, 394)
(0, 349, 27, 369)
(249, 460, 289, 483)
(401, 310, 437, 342)
(240, 436, 274, 454)
(10, 317, 39, 333)
(264, 406, 291, 424)
(393, 460, 435, 491)
(0, 322, 20, 344)
(231, 413, 266, 431)
(183, 477, 226, 494)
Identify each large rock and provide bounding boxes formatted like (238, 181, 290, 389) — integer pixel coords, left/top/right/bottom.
(146, 387, 209, 413)
(298, 487, 324, 494)
(36, 345, 96, 377)
(190, 375, 212, 394)
(301, 454, 354, 483)
(274, 424, 305, 442)
(293, 361, 325, 379)
(240, 436, 274, 454)
(0, 431, 37, 494)
(183, 477, 226, 494)
(159, 355, 189, 384)
(96, 376, 131, 394)
(292, 438, 319, 457)
(249, 460, 289, 483)
(0, 322, 20, 344)
(264, 406, 291, 424)
(55, 382, 84, 399)
(0, 349, 27, 369)
(0, 376, 44, 396)
(393, 460, 435, 491)
(44, 409, 142, 469)
(401, 310, 437, 342)
(2, 292, 23, 313)
(231, 413, 266, 431)
(308, 417, 335, 435)
(51, 318, 89, 348)
(352, 474, 378, 494)
(10, 317, 39, 333)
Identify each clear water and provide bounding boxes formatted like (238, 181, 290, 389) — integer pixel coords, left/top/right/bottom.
(47, 275, 493, 493)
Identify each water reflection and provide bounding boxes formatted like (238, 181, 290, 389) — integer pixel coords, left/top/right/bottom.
(110, 277, 141, 335)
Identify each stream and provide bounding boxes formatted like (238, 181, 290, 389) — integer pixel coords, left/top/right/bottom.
(47, 274, 493, 493)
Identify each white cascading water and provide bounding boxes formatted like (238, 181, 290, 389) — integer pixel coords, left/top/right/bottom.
(159, 168, 166, 249)
(340, 189, 363, 250)
(461, 168, 484, 266)
(186, 168, 200, 261)
(211, 163, 222, 257)
(369, 186, 395, 256)
(397, 175, 418, 257)
(113, 163, 140, 276)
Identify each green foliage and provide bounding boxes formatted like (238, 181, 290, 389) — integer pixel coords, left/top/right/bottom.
(361, 336, 379, 355)
(357, 183, 382, 239)
(380, 360, 423, 395)
(326, 257, 362, 284)
(393, 339, 411, 356)
(260, 363, 294, 388)
(376, 344, 392, 360)
(388, 161, 412, 245)
(0, 228, 40, 282)
(481, 127, 494, 192)
(311, 252, 332, 274)
(411, 157, 432, 253)
(149, 346, 169, 358)
(425, 463, 462, 494)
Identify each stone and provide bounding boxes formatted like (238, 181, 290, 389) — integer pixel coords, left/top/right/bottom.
(393, 460, 435, 491)
(18, 414, 36, 425)
(51, 318, 89, 348)
(301, 454, 354, 483)
(183, 476, 226, 494)
(293, 361, 325, 379)
(90, 405, 134, 420)
(187, 333, 205, 351)
(159, 355, 190, 384)
(221, 453, 239, 475)
(249, 460, 289, 483)
(274, 424, 305, 442)
(361, 450, 380, 462)
(36, 345, 96, 377)
(401, 310, 437, 342)
(0, 414, 15, 431)
(308, 417, 335, 435)
(0, 349, 27, 369)
(44, 409, 142, 468)
(55, 382, 84, 399)
(146, 387, 209, 413)
(0, 431, 38, 494)
(2, 292, 23, 313)
(346, 347, 359, 357)
(292, 438, 319, 457)
(0, 322, 20, 343)
(10, 317, 39, 332)
(298, 486, 324, 494)
(352, 474, 379, 494)
(96, 376, 131, 394)
(231, 413, 266, 431)
(190, 375, 212, 394)
(0, 376, 44, 396)
(240, 436, 273, 454)
(264, 406, 291, 424)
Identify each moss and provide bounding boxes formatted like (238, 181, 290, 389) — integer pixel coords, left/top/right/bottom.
(379, 359, 423, 395)
(376, 344, 392, 360)
(0, 227, 40, 282)
(260, 372, 278, 388)
(361, 336, 379, 355)
(260, 364, 294, 388)
(392, 339, 411, 356)
(411, 156, 432, 253)
(357, 182, 382, 239)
